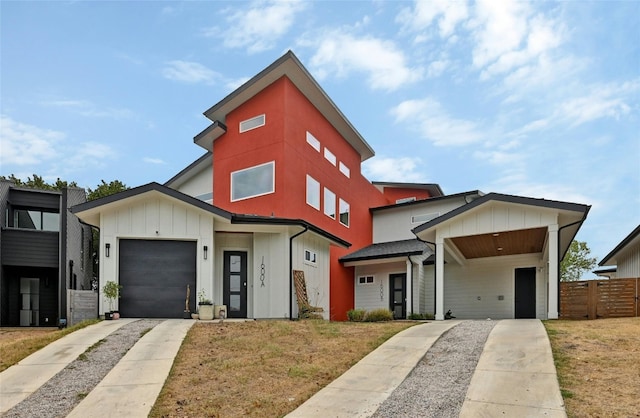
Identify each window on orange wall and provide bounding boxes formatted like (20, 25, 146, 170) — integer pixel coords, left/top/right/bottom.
(231, 161, 275, 201)
(324, 188, 336, 219)
(339, 198, 350, 227)
(306, 131, 320, 152)
(339, 161, 350, 178)
(324, 147, 336, 166)
(239, 114, 265, 133)
(306, 175, 320, 210)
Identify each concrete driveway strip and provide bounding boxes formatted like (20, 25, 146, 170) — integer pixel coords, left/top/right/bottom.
(459, 319, 567, 418)
(0, 318, 136, 414)
(67, 318, 195, 418)
(287, 320, 460, 418)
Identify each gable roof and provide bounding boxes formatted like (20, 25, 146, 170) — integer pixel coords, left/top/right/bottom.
(164, 152, 212, 188)
(70, 182, 350, 248)
(194, 50, 375, 162)
(340, 239, 430, 263)
(599, 224, 640, 266)
(372, 182, 445, 198)
(371, 190, 483, 212)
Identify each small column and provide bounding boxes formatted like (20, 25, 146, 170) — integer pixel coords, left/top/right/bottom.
(547, 224, 559, 319)
(435, 238, 445, 320)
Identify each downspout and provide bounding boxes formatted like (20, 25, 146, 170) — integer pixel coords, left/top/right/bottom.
(289, 226, 309, 320)
(557, 218, 588, 317)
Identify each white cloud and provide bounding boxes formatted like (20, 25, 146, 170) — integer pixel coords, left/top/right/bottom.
(0, 115, 64, 166)
(40, 99, 134, 119)
(162, 60, 220, 85)
(307, 31, 422, 91)
(143, 157, 166, 165)
(204, 0, 306, 54)
(397, 0, 469, 39)
(391, 98, 484, 146)
(363, 156, 426, 183)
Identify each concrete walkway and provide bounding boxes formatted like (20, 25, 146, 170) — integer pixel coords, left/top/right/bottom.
(459, 319, 566, 418)
(0, 318, 137, 414)
(66, 319, 194, 418)
(286, 320, 461, 417)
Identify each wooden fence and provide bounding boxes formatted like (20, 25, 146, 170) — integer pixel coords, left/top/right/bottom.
(560, 278, 639, 320)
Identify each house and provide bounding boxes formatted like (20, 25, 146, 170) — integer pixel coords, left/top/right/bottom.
(72, 50, 590, 321)
(598, 224, 640, 278)
(0, 180, 93, 327)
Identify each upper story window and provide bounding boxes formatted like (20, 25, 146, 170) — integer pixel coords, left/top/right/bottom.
(339, 161, 350, 178)
(239, 114, 265, 133)
(306, 175, 320, 210)
(339, 198, 350, 227)
(396, 197, 417, 204)
(323, 148, 336, 166)
(231, 161, 275, 201)
(306, 131, 320, 152)
(12, 209, 60, 231)
(324, 188, 336, 219)
(304, 249, 317, 265)
(411, 213, 440, 224)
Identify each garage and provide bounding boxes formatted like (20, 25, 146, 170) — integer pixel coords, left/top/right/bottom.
(118, 239, 196, 318)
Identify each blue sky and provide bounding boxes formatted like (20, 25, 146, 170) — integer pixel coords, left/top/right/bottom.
(1, 0, 638, 272)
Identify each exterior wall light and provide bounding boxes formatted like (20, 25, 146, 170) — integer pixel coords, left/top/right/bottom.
(105, 243, 111, 257)
(203, 245, 208, 260)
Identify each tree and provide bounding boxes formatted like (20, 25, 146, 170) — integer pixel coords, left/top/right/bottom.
(0, 174, 77, 190)
(560, 240, 597, 281)
(87, 180, 129, 201)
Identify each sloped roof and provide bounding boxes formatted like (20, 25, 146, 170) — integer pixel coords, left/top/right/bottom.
(164, 152, 212, 188)
(599, 224, 640, 266)
(340, 239, 431, 263)
(194, 50, 375, 161)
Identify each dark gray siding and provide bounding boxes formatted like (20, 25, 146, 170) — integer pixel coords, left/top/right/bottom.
(9, 189, 61, 210)
(1, 229, 59, 267)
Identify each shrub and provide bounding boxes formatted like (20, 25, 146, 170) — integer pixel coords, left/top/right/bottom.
(364, 309, 393, 322)
(347, 308, 366, 322)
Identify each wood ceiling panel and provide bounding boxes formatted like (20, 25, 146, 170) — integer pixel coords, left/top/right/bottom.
(450, 227, 547, 259)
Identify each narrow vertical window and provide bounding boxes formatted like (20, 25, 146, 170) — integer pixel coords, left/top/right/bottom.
(306, 175, 320, 210)
(324, 188, 336, 219)
(339, 161, 350, 178)
(339, 199, 350, 227)
(306, 131, 320, 151)
(324, 148, 336, 166)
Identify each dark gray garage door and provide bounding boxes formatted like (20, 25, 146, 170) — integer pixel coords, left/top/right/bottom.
(118, 239, 196, 318)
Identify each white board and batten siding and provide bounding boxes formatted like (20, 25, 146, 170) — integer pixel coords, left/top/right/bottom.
(424, 254, 548, 319)
(353, 262, 406, 313)
(291, 232, 331, 319)
(617, 245, 640, 278)
(252, 232, 289, 319)
(99, 195, 214, 315)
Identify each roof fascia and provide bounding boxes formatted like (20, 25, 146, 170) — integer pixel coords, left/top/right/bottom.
(193, 120, 227, 152)
(199, 50, 375, 162)
(372, 182, 445, 197)
(372, 190, 483, 213)
(164, 152, 212, 188)
(599, 224, 640, 266)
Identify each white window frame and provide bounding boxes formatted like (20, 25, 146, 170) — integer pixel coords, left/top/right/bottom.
(306, 131, 320, 152)
(339, 161, 350, 178)
(339, 198, 350, 227)
(324, 188, 336, 219)
(396, 197, 416, 204)
(239, 114, 266, 133)
(306, 175, 320, 210)
(230, 161, 275, 202)
(324, 147, 336, 166)
(411, 212, 440, 224)
(304, 249, 317, 265)
(358, 276, 374, 285)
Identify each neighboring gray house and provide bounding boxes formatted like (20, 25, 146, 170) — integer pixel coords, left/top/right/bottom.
(0, 180, 93, 327)
(598, 224, 640, 278)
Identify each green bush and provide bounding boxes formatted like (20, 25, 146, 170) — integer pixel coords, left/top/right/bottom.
(347, 308, 366, 322)
(364, 309, 393, 322)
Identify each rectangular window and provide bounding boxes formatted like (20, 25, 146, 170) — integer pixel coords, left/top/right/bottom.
(339, 198, 350, 227)
(306, 131, 320, 152)
(396, 197, 416, 204)
(339, 161, 350, 178)
(239, 114, 265, 133)
(323, 188, 336, 219)
(324, 148, 336, 166)
(14, 209, 60, 231)
(411, 213, 440, 224)
(306, 175, 320, 210)
(231, 161, 275, 201)
(358, 276, 374, 285)
(304, 249, 317, 264)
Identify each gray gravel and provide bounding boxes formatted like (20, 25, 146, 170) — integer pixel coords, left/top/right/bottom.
(372, 320, 496, 418)
(3, 319, 162, 418)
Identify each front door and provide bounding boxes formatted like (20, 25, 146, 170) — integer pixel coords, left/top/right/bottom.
(389, 273, 406, 319)
(223, 251, 248, 318)
(515, 267, 536, 318)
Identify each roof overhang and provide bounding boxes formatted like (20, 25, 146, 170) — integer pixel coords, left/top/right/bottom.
(340, 239, 430, 266)
(194, 50, 375, 161)
(164, 152, 212, 188)
(598, 224, 640, 266)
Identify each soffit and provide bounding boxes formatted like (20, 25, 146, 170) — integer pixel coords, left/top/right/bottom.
(450, 227, 547, 259)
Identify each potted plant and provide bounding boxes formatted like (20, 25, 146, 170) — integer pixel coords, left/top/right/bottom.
(198, 288, 214, 320)
(103, 280, 122, 320)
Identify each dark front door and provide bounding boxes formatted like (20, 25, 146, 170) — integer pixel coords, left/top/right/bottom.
(223, 251, 247, 318)
(389, 273, 406, 319)
(515, 267, 536, 318)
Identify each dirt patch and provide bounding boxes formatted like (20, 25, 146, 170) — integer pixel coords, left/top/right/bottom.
(150, 320, 415, 418)
(544, 317, 640, 418)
